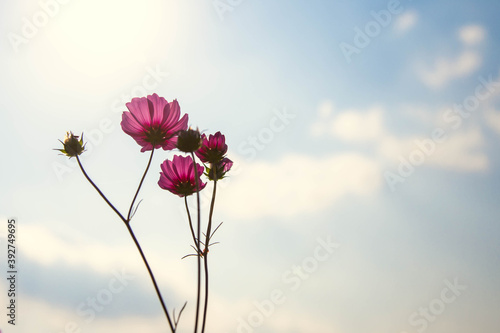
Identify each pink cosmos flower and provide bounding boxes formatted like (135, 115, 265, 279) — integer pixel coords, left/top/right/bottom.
(121, 94, 189, 152)
(158, 155, 206, 197)
(195, 131, 228, 163)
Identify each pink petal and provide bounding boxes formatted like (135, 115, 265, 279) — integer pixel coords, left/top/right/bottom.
(147, 93, 169, 126)
(126, 97, 152, 128)
(121, 112, 146, 135)
(140, 143, 154, 152)
(161, 160, 177, 182)
(161, 137, 178, 151)
(168, 113, 189, 134)
(163, 99, 181, 127)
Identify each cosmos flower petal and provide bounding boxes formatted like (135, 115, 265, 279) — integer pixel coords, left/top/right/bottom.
(121, 112, 145, 135)
(195, 131, 229, 164)
(160, 114, 189, 150)
(161, 138, 178, 151)
(163, 99, 181, 127)
(126, 97, 152, 128)
(147, 93, 169, 126)
(170, 113, 189, 133)
(121, 94, 189, 152)
(158, 155, 206, 197)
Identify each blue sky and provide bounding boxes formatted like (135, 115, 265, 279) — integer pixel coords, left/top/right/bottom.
(1, 0, 500, 332)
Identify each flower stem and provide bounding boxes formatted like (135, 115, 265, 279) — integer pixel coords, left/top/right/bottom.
(191, 152, 202, 333)
(201, 179, 218, 333)
(125, 222, 176, 333)
(184, 197, 199, 254)
(201, 256, 209, 333)
(127, 149, 155, 221)
(76, 153, 176, 333)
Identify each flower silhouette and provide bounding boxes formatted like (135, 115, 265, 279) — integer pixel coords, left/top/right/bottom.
(176, 127, 202, 153)
(195, 131, 228, 163)
(121, 93, 188, 152)
(55, 131, 86, 157)
(158, 155, 206, 197)
(206, 157, 233, 180)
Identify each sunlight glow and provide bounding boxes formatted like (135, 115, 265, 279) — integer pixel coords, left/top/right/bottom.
(43, 0, 177, 78)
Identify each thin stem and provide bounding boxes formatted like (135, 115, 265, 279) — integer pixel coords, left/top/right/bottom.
(125, 223, 176, 333)
(204, 179, 218, 252)
(76, 153, 175, 333)
(201, 179, 218, 333)
(201, 255, 209, 333)
(191, 152, 202, 333)
(127, 149, 155, 221)
(76, 156, 126, 223)
(185, 197, 199, 253)
(174, 302, 188, 331)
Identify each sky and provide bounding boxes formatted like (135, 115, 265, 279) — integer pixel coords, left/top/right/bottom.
(1, 0, 500, 332)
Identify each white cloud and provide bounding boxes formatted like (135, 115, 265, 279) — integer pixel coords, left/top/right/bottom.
(20, 224, 136, 272)
(373, 126, 487, 172)
(394, 10, 418, 34)
(218, 153, 382, 220)
(419, 51, 482, 88)
(479, 72, 500, 134)
(376, 134, 416, 162)
(459, 25, 486, 46)
(11, 296, 167, 333)
(309, 104, 385, 142)
(318, 99, 334, 118)
(426, 127, 488, 171)
(417, 25, 486, 89)
(309, 100, 334, 137)
(18, 223, 202, 302)
(377, 127, 487, 172)
(11, 279, 336, 333)
(227, 90, 494, 219)
(310, 101, 489, 173)
(485, 109, 500, 134)
(267, 309, 338, 332)
(330, 107, 385, 142)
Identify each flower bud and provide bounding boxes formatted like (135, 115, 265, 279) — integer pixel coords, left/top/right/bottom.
(206, 157, 233, 180)
(56, 132, 86, 157)
(176, 128, 202, 153)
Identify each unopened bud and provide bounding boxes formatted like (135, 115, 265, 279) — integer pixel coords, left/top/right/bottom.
(176, 127, 202, 153)
(55, 132, 86, 157)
